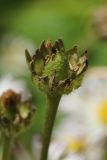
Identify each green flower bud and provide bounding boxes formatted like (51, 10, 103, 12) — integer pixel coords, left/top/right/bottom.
(25, 39, 88, 95)
(0, 89, 35, 137)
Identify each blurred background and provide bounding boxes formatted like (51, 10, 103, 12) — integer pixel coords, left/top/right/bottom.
(0, 0, 107, 159)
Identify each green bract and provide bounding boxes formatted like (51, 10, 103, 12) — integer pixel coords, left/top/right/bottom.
(0, 89, 35, 137)
(25, 39, 88, 95)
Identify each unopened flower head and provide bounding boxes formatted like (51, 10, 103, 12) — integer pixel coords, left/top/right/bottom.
(25, 39, 88, 95)
(0, 76, 35, 137)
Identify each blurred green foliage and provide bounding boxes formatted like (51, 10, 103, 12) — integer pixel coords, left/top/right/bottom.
(0, 0, 105, 43)
(0, 0, 107, 66)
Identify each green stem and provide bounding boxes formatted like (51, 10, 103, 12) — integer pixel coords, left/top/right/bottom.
(2, 136, 13, 160)
(40, 94, 61, 160)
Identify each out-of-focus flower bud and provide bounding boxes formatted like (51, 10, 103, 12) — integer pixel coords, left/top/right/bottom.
(0, 89, 35, 137)
(25, 39, 88, 95)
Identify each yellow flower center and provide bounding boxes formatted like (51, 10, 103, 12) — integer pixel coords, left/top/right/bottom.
(98, 100, 107, 125)
(65, 138, 85, 153)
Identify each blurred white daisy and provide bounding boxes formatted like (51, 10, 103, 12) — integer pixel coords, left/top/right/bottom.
(49, 93, 87, 160)
(80, 67, 107, 160)
(83, 68, 107, 139)
(49, 132, 87, 160)
(49, 67, 107, 160)
(0, 74, 30, 100)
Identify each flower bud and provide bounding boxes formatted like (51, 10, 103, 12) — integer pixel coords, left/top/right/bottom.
(0, 89, 35, 137)
(25, 39, 88, 95)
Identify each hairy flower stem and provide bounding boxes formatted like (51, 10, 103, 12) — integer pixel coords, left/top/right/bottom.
(40, 94, 61, 160)
(2, 136, 13, 160)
